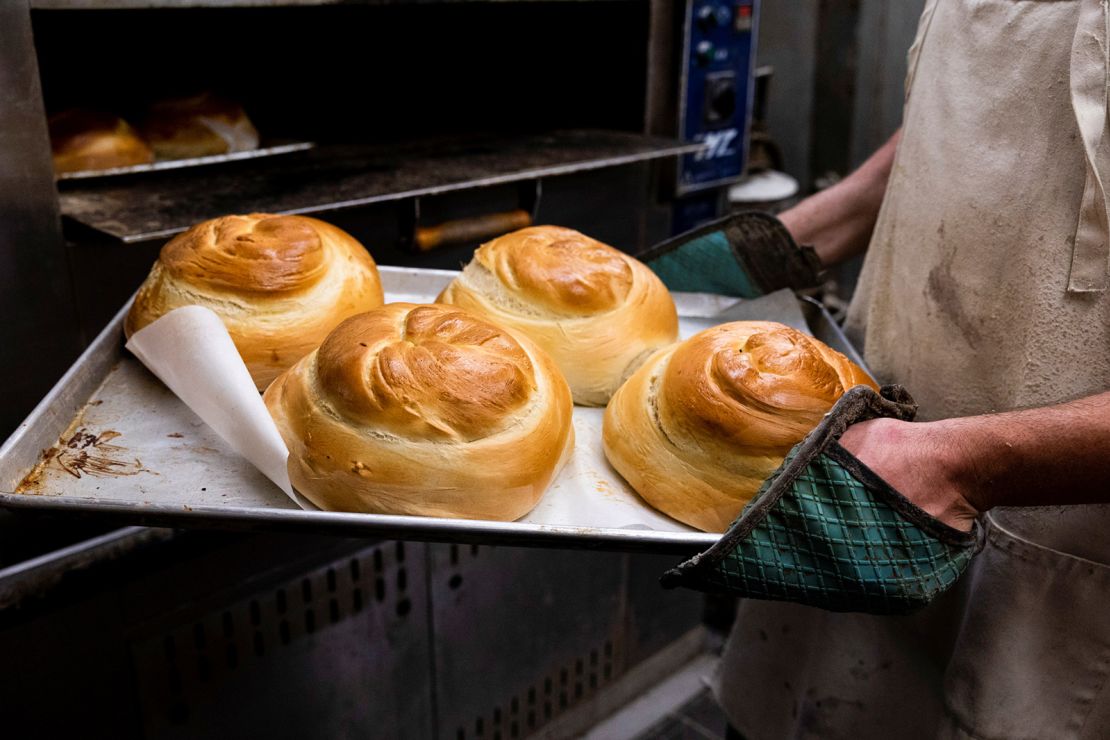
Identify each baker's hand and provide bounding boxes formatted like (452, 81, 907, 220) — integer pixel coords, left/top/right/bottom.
(840, 418, 981, 532)
(661, 385, 984, 615)
(638, 211, 823, 297)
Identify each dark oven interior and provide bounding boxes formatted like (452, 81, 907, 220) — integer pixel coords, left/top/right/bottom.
(33, 4, 652, 141)
(35, 2, 689, 341)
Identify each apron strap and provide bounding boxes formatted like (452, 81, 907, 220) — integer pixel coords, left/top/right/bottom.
(1069, 0, 1110, 293)
(903, 0, 940, 103)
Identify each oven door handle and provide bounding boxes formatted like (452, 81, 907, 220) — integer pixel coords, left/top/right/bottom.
(413, 208, 533, 252)
(402, 179, 541, 252)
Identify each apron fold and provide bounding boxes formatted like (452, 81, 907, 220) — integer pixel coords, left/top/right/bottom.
(1069, 0, 1110, 293)
(939, 514, 1110, 739)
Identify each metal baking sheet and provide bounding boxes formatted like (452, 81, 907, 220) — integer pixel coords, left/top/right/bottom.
(56, 141, 316, 181)
(0, 267, 860, 553)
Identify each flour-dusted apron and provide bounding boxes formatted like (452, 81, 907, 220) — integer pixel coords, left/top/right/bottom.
(716, 1, 1110, 737)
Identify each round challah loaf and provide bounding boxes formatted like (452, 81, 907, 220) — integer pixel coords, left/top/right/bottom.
(49, 109, 154, 173)
(603, 321, 877, 532)
(141, 93, 259, 159)
(264, 303, 575, 519)
(437, 225, 678, 406)
(126, 213, 384, 390)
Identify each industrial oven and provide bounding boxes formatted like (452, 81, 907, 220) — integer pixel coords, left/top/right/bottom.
(0, 1, 759, 736)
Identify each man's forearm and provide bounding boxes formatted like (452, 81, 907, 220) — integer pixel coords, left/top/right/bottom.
(939, 392, 1110, 511)
(780, 130, 901, 267)
(842, 390, 1110, 531)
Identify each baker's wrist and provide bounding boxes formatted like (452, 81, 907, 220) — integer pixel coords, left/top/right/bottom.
(841, 417, 980, 531)
(776, 207, 810, 253)
(722, 211, 823, 292)
(933, 417, 1012, 516)
(916, 419, 988, 524)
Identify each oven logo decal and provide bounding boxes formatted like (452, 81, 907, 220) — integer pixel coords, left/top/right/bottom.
(694, 128, 739, 162)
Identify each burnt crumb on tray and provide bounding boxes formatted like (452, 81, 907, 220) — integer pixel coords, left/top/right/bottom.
(17, 427, 151, 493)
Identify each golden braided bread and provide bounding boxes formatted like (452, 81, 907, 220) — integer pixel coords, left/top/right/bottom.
(141, 93, 259, 160)
(125, 214, 383, 390)
(603, 321, 877, 532)
(264, 303, 575, 519)
(437, 225, 678, 406)
(49, 109, 154, 173)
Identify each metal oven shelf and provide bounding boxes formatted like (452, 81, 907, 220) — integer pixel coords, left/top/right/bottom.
(58, 130, 699, 243)
(56, 140, 315, 181)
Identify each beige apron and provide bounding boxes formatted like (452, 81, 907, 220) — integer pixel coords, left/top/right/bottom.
(716, 1, 1110, 737)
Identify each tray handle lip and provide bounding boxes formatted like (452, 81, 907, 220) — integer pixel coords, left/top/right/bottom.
(0, 297, 135, 478)
(0, 492, 721, 554)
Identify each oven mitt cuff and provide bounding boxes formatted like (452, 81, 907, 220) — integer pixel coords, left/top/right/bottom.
(639, 211, 822, 298)
(660, 385, 985, 615)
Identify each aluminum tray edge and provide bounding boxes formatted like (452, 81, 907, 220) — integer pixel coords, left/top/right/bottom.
(0, 494, 719, 554)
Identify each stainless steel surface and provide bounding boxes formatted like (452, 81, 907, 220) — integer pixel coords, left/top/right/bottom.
(1, 531, 439, 735)
(56, 140, 315, 181)
(623, 553, 707, 666)
(546, 630, 710, 740)
(130, 538, 434, 738)
(0, 525, 174, 609)
(430, 543, 626, 739)
(429, 545, 705, 740)
(0, 299, 130, 492)
(0, 526, 703, 737)
(799, 295, 869, 373)
(436, 551, 710, 739)
(1, 497, 719, 553)
(58, 132, 700, 243)
(0, 266, 860, 552)
(0, 0, 83, 439)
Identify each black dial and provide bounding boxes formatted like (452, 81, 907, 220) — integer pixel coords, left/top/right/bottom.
(711, 84, 737, 120)
(704, 74, 737, 125)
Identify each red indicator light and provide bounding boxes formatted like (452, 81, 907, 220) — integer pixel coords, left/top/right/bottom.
(735, 2, 753, 30)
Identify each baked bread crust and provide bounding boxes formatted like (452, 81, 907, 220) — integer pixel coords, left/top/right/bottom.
(438, 226, 679, 406)
(264, 303, 575, 519)
(603, 321, 877, 532)
(142, 93, 259, 159)
(126, 214, 384, 390)
(49, 109, 154, 173)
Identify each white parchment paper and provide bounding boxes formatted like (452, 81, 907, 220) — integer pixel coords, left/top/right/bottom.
(125, 306, 317, 511)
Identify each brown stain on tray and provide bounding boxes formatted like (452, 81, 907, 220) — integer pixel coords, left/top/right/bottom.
(18, 427, 150, 493)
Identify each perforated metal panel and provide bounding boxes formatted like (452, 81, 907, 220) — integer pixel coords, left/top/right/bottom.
(130, 540, 433, 739)
(429, 544, 629, 740)
(0, 532, 702, 739)
(624, 552, 704, 666)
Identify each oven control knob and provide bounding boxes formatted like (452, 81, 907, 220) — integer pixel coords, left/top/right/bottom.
(696, 41, 715, 66)
(697, 5, 718, 30)
(709, 83, 737, 122)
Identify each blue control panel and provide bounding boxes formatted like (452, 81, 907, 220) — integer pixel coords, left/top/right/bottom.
(677, 0, 759, 194)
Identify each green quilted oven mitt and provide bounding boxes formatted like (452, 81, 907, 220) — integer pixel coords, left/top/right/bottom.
(638, 211, 822, 297)
(660, 385, 984, 615)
